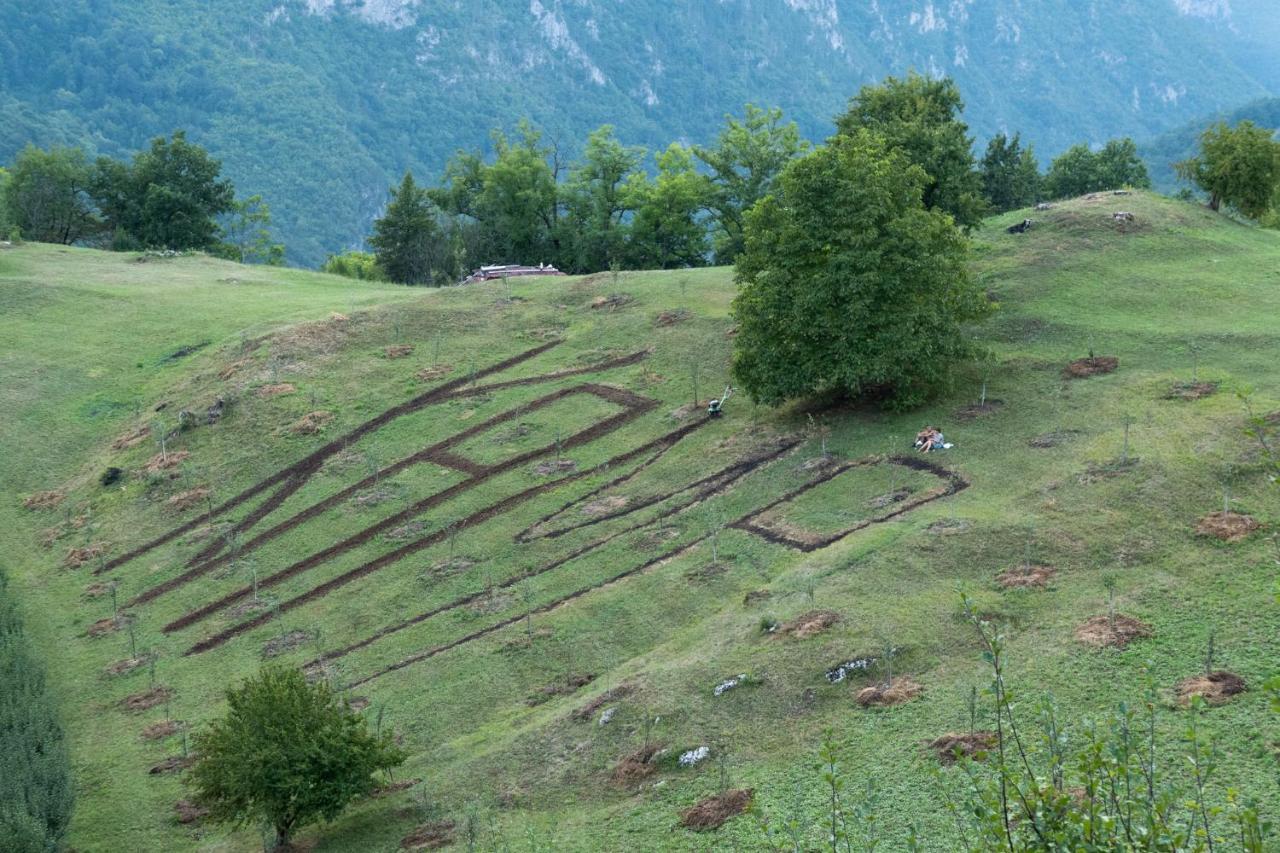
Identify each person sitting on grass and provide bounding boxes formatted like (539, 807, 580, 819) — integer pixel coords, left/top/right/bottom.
(914, 427, 946, 453)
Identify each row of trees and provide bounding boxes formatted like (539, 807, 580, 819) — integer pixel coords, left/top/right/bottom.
(1, 132, 283, 263)
(0, 570, 74, 851)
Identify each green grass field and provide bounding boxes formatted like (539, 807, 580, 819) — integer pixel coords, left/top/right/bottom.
(3, 192, 1279, 851)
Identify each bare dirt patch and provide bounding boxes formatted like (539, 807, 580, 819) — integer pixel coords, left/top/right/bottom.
(105, 655, 152, 677)
(1165, 381, 1218, 401)
(144, 450, 190, 474)
(779, 610, 840, 639)
(573, 682, 637, 722)
(590, 294, 633, 310)
(855, 677, 923, 708)
(82, 582, 111, 599)
(112, 426, 152, 450)
(611, 743, 665, 787)
(581, 495, 628, 517)
(142, 720, 182, 740)
(679, 788, 754, 831)
(1064, 356, 1118, 379)
(65, 542, 109, 568)
(174, 799, 209, 825)
(289, 411, 334, 435)
(84, 617, 123, 638)
(1029, 429, 1083, 448)
(384, 344, 415, 359)
(167, 487, 210, 512)
(1195, 511, 1259, 543)
(256, 383, 296, 399)
(400, 820, 456, 850)
(743, 589, 772, 606)
(655, 309, 691, 327)
(527, 673, 596, 706)
(996, 564, 1057, 590)
(533, 459, 577, 476)
(120, 686, 174, 713)
(262, 630, 312, 658)
(415, 364, 454, 382)
(1176, 671, 1247, 706)
(954, 400, 1004, 421)
(149, 755, 196, 775)
(1074, 615, 1153, 649)
(929, 732, 998, 765)
(23, 490, 65, 510)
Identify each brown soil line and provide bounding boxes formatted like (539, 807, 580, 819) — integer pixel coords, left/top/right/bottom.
(98, 341, 566, 575)
(141, 383, 652, 611)
(172, 392, 656, 641)
(308, 436, 794, 669)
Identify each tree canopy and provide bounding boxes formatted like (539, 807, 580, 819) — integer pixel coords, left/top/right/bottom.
(3, 145, 99, 244)
(732, 129, 991, 410)
(1044, 138, 1151, 199)
(980, 133, 1041, 213)
(1176, 120, 1280, 219)
(369, 172, 455, 285)
(835, 73, 987, 230)
(188, 666, 404, 850)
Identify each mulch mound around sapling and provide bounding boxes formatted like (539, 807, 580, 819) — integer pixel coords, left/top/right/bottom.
(1165, 381, 1218, 401)
(149, 755, 196, 775)
(65, 542, 109, 568)
(654, 309, 691, 327)
(533, 459, 576, 476)
(144, 450, 190, 474)
(384, 344, 415, 359)
(527, 673, 596, 706)
(1195, 511, 1260, 543)
(590, 293, 633, 310)
(1176, 671, 1247, 706)
(400, 820, 456, 851)
(167, 487, 209, 512)
(954, 400, 1004, 421)
(83, 617, 122, 638)
(141, 719, 182, 740)
(572, 682, 636, 722)
(1029, 429, 1082, 448)
(289, 411, 334, 435)
(1074, 615, 1153, 649)
(1063, 356, 1118, 379)
(120, 686, 174, 713)
(678, 788, 754, 831)
(82, 582, 111, 599)
(611, 743, 665, 787)
(855, 677, 923, 708)
(996, 564, 1057, 590)
(415, 364, 453, 382)
(778, 610, 840, 639)
(174, 799, 209, 825)
(256, 383, 297, 399)
(112, 426, 152, 450)
(928, 732, 998, 765)
(105, 655, 152, 677)
(23, 490, 66, 510)
(262, 630, 312, 658)
(581, 495, 628, 517)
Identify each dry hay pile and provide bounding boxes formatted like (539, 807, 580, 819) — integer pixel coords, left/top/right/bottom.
(996, 564, 1056, 590)
(144, 450, 190, 474)
(929, 731, 998, 765)
(23, 490, 66, 510)
(111, 426, 152, 450)
(1195, 511, 1259, 543)
(611, 743, 664, 788)
(1165, 381, 1218, 401)
(384, 344, 415, 359)
(141, 720, 182, 740)
(256, 383, 296, 399)
(64, 542, 109, 568)
(1176, 671, 1247, 706)
(679, 789, 754, 831)
(166, 487, 209, 511)
(1074, 615, 1153, 649)
(855, 677, 923, 708)
(120, 686, 174, 713)
(779, 610, 840, 639)
(1063, 356, 1118, 379)
(174, 800, 209, 825)
(289, 411, 334, 435)
(416, 364, 453, 382)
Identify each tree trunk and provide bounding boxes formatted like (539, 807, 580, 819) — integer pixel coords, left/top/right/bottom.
(1209, 193, 1221, 212)
(273, 824, 292, 851)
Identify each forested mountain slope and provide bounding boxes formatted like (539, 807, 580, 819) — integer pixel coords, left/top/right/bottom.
(2, 0, 1276, 264)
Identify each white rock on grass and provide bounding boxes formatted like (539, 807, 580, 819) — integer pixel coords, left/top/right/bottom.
(679, 746, 710, 767)
(713, 674, 748, 696)
(598, 707, 616, 726)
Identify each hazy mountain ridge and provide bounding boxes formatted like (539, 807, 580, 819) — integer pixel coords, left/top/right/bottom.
(1, 0, 1275, 264)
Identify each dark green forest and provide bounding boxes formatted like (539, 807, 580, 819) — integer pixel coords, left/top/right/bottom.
(2, 0, 1277, 266)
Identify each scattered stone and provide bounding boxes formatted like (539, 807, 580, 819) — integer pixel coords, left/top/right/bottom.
(1195, 511, 1259, 543)
(262, 630, 312, 659)
(1074, 615, 1153, 649)
(1113, 211, 1135, 222)
(712, 674, 751, 697)
(826, 656, 877, 683)
(400, 820, 456, 850)
(599, 707, 616, 726)
(64, 542, 109, 569)
(1064, 356, 1118, 379)
(384, 344, 415, 359)
(611, 743, 664, 787)
(678, 746, 710, 768)
(996, 564, 1056, 590)
(1176, 671, 1247, 706)
(120, 686, 174, 713)
(679, 789, 753, 831)
(167, 487, 210, 512)
(289, 411, 334, 435)
(256, 383, 296, 399)
(144, 450, 190, 474)
(174, 799, 209, 825)
(929, 732, 998, 765)
(23, 490, 65, 511)
(1165, 381, 1218, 401)
(855, 677, 923, 708)
(779, 610, 840, 639)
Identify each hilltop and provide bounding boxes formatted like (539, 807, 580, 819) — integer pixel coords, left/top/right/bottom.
(3, 192, 1279, 850)
(3, 1, 1278, 264)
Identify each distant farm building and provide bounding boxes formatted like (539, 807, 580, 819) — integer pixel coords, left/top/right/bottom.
(462, 264, 565, 284)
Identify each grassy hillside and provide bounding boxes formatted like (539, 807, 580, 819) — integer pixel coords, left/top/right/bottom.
(3, 193, 1280, 850)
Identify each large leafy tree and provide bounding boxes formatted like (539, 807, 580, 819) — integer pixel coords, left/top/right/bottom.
(189, 666, 404, 850)
(835, 73, 986, 230)
(559, 125, 645, 273)
(732, 130, 990, 410)
(1044, 138, 1150, 199)
(1177, 120, 1280, 219)
(0, 570, 75, 852)
(625, 143, 710, 269)
(3, 145, 100, 244)
(980, 133, 1041, 212)
(694, 104, 808, 264)
(369, 171, 454, 285)
(92, 131, 235, 250)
